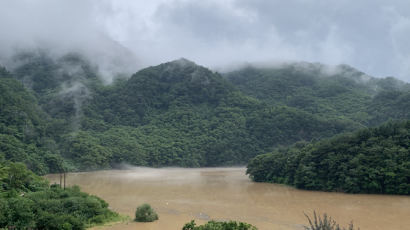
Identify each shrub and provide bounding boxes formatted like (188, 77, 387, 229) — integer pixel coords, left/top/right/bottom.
(182, 220, 257, 230)
(134, 204, 158, 222)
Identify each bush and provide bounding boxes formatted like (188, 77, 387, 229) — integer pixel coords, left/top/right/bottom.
(0, 162, 118, 230)
(182, 220, 257, 230)
(134, 204, 158, 222)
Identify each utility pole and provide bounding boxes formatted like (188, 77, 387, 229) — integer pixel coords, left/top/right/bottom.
(63, 171, 66, 190)
(60, 173, 62, 188)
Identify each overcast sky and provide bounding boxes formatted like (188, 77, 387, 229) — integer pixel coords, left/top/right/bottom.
(1, 0, 410, 82)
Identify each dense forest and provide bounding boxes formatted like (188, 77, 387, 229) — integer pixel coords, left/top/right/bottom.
(224, 63, 410, 126)
(1, 51, 410, 174)
(247, 121, 410, 195)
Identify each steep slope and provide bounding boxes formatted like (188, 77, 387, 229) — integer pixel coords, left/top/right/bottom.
(10, 51, 101, 122)
(81, 59, 270, 167)
(77, 59, 355, 168)
(224, 63, 410, 125)
(0, 67, 45, 140)
(367, 90, 410, 125)
(86, 58, 237, 126)
(0, 67, 65, 174)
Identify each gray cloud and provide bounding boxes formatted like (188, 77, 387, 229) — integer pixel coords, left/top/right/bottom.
(0, 0, 138, 83)
(1, 0, 410, 82)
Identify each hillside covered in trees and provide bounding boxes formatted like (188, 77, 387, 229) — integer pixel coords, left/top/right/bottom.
(246, 121, 410, 195)
(1, 51, 410, 174)
(224, 63, 410, 126)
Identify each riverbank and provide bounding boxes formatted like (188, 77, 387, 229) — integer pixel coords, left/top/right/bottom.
(46, 167, 410, 230)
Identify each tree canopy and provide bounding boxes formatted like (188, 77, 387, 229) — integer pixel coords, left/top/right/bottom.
(0, 161, 119, 229)
(247, 120, 410, 194)
(1, 51, 409, 172)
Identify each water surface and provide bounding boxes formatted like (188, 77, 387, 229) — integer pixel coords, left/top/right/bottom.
(46, 167, 410, 230)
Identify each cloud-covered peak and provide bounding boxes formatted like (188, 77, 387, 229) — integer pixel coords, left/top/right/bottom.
(1, 0, 410, 82)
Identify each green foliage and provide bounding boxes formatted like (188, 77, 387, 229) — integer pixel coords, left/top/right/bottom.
(304, 211, 359, 230)
(246, 106, 355, 150)
(182, 220, 257, 230)
(134, 203, 158, 222)
(225, 63, 410, 125)
(2, 52, 410, 171)
(79, 59, 363, 167)
(0, 161, 119, 230)
(247, 121, 410, 194)
(0, 162, 48, 193)
(2, 196, 36, 229)
(12, 51, 99, 95)
(62, 131, 112, 171)
(0, 69, 63, 175)
(0, 74, 45, 138)
(367, 90, 410, 125)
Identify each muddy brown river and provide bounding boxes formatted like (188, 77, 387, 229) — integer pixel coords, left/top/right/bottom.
(45, 167, 410, 230)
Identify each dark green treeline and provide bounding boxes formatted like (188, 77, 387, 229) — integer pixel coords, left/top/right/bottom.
(247, 120, 410, 195)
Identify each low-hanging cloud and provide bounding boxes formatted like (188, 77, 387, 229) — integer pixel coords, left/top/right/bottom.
(0, 0, 138, 83)
(1, 0, 410, 82)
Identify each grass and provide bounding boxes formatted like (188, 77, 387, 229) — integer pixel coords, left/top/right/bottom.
(304, 211, 359, 230)
(86, 214, 131, 229)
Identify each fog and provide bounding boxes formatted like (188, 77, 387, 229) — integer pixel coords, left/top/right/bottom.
(1, 0, 410, 82)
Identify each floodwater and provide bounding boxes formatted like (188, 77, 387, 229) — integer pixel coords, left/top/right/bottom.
(45, 167, 410, 230)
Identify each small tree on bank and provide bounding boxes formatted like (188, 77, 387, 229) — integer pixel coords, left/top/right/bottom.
(135, 204, 158, 222)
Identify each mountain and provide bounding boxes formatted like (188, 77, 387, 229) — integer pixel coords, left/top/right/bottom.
(1, 51, 409, 173)
(0, 67, 67, 174)
(77, 59, 360, 168)
(0, 67, 46, 140)
(246, 120, 410, 195)
(224, 62, 410, 125)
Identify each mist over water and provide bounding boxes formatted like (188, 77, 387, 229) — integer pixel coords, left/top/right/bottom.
(46, 168, 410, 230)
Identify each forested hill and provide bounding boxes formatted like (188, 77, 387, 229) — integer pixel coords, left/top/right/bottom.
(246, 120, 410, 195)
(1, 51, 409, 174)
(84, 58, 237, 127)
(224, 63, 410, 126)
(0, 68, 63, 174)
(79, 58, 354, 168)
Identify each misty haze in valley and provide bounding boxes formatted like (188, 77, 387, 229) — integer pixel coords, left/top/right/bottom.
(1, 1, 410, 230)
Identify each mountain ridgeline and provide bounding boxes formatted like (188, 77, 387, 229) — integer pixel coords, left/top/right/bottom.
(225, 63, 410, 126)
(1, 52, 409, 177)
